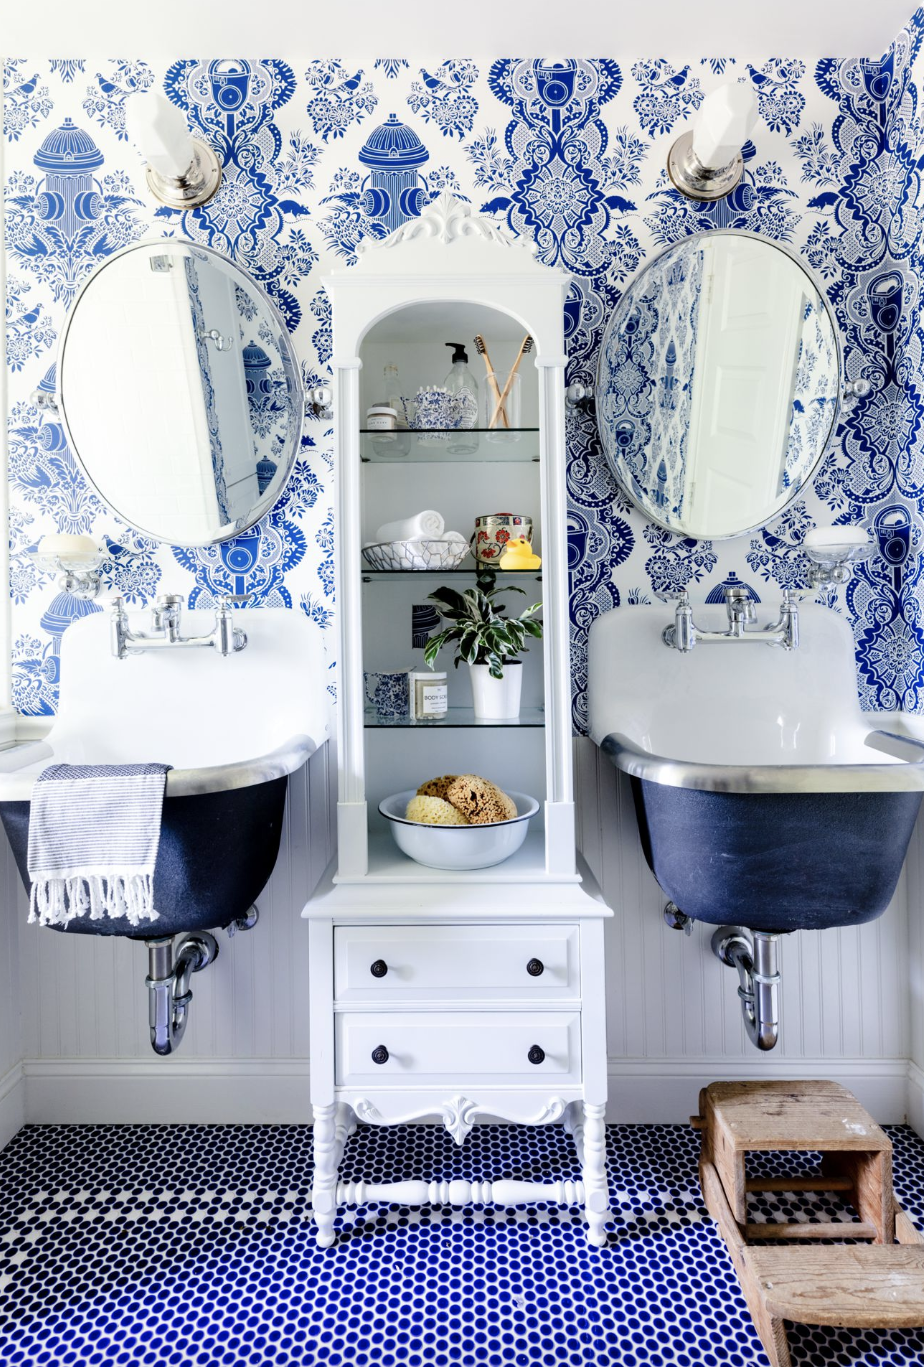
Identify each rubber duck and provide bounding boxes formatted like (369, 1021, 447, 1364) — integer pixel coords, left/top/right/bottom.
(499, 536, 541, 570)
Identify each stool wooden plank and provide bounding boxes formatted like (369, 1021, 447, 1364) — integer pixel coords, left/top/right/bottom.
(702, 1080, 892, 1240)
(750, 1246, 924, 1328)
(698, 1079, 924, 1367)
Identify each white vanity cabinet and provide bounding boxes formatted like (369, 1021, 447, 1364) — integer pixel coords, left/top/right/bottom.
(304, 195, 612, 1247)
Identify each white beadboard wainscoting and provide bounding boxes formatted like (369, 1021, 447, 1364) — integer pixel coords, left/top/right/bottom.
(1, 735, 923, 1134)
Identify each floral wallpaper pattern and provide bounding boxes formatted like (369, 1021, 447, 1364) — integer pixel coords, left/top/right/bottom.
(4, 12, 924, 726)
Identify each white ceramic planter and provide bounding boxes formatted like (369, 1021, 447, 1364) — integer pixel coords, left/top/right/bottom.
(469, 661, 523, 720)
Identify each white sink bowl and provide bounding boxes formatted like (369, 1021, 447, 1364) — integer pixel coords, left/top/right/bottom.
(379, 789, 539, 870)
(0, 605, 332, 938)
(0, 607, 331, 801)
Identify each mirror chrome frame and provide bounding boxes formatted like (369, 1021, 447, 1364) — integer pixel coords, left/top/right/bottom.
(595, 228, 844, 542)
(57, 237, 306, 548)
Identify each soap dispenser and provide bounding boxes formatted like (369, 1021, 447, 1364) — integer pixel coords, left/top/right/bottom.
(444, 342, 479, 454)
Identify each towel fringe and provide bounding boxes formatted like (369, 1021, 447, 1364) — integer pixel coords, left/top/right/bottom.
(29, 874, 159, 928)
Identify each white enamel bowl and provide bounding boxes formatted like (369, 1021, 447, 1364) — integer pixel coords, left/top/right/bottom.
(379, 789, 539, 870)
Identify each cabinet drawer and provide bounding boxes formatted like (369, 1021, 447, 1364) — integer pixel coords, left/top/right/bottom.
(335, 1010, 581, 1087)
(333, 924, 580, 1002)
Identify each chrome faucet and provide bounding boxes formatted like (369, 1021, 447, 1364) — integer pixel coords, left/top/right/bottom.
(110, 594, 248, 660)
(662, 586, 799, 653)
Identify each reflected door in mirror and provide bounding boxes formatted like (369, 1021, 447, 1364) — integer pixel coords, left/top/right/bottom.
(596, 231, 839, 541)
(58, 241, 303, 547)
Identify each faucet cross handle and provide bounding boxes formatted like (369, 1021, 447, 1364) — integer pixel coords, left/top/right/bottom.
(655, 589, 690, 605)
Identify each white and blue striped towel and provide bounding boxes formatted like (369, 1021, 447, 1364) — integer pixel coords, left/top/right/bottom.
(27, 763, 170, 928)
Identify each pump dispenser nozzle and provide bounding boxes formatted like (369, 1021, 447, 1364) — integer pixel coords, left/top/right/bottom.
(443, 342, 479, 444)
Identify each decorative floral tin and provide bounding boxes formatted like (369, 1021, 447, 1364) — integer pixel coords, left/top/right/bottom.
(472, 513, 533, 564)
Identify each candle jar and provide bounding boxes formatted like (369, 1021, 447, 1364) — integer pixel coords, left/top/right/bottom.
(408, 670, 448, 721)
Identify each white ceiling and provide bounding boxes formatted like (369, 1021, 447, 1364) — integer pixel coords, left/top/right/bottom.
(0, 0, 915, 60)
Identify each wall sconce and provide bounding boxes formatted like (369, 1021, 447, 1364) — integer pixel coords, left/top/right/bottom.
(667, 82, 759, 201)
(32, 534, 104, 600)
(804, 525, 872, 590)
(127, 92, 222, 210)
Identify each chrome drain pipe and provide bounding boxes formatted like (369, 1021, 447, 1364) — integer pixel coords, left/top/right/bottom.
(145, 932, 219, 1056)
(711, 925, 782, 1051)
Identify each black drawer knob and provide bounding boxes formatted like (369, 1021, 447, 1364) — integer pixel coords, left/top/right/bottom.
(526, 958, 544, 977)
(371, 1045, 389, 1065)
(528, 1045, 545, 1065)
(370, 959, 388, 978)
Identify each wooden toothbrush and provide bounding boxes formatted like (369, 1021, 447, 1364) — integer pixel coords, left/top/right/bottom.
(490, 335, 533, 429)
(473, 334, 510, 428)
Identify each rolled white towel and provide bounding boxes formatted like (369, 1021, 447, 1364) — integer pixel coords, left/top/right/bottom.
(442, 531, 467, 544)
(375, 511, 445, 542)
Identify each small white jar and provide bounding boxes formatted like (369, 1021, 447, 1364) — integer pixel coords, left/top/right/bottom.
(366, 405, 398, 432)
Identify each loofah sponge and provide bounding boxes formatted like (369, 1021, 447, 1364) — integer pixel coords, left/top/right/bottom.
(445, 775, 517, 825)
(416, 775, 459, 801)
(405, 794, 470, 826)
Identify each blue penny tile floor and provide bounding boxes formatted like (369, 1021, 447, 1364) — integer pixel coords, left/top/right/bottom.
(0, 1121, 922, 1366)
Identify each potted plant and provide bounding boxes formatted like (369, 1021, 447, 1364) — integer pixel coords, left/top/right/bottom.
(423, 581, 542, 720)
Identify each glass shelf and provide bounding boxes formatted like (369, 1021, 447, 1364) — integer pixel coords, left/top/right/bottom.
(360, 428, 540, 462)
(365, 706, 545, 729)
(362, 566, 541, 581)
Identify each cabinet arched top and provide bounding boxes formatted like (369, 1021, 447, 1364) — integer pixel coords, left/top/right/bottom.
(322, 194, 569, 359)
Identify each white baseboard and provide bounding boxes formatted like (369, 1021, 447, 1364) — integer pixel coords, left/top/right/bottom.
(13, 1054, 915, 1129)
(0, 1064, 25, 1147)
(606, 1057, 912, 1125)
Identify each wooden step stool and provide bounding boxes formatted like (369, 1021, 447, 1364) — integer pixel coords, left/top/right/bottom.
(695, 1080, 924, 1367)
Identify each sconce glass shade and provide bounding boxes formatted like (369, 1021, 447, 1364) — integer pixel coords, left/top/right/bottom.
(692, 83, 759, 170)
(126, 92, 222, 209)
(667, 81, 759, 202)
(127, 92, 194, 179)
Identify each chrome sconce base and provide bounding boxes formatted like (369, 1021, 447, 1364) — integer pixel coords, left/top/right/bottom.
(711, 924, 782, 1051)
(144, 138, 222, 209)
(667, 130, 744, 201)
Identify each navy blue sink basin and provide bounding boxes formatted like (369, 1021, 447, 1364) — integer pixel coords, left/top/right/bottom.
(0, 607, 329, 939)
(588, 604, 924, 934)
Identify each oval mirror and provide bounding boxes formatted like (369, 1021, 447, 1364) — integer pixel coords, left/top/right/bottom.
(58, 239, 304, 547)
(596, 230, 840, 541)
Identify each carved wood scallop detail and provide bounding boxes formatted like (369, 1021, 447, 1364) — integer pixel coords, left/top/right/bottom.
(351, 1094, 569, 1145)
(359, 191, 539, 253)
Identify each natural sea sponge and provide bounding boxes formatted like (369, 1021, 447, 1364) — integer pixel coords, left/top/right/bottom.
(405, 794, 470, 826)
(445, 775, 517, 825)
(416, 775, 458, 801)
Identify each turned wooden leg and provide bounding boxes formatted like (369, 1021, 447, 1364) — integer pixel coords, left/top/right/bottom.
(312, 1102, 343, 1249)
(580, 1102, 610, 1247)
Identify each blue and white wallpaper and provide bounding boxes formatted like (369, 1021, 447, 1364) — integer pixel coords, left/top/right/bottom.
(5, 18, 924, 729)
